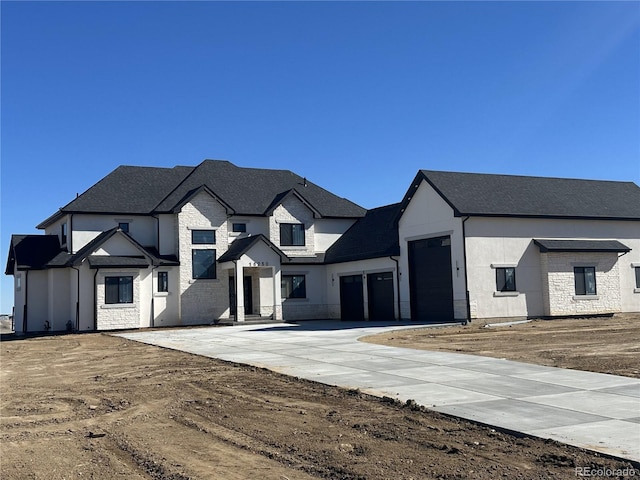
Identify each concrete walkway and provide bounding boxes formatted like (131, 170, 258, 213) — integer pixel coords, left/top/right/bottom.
(115, 321, 640, 462)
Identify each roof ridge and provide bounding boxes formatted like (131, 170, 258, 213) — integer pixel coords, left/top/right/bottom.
(421, 169, 638, 185)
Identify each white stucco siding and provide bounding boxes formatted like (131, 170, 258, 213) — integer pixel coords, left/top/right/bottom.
(270, 196, 316, 257)
(26, 271, 48, 332)
(43, 215, 70, 250)
(152, 267, 180, 327)
(465, 217, 640, 318)
(94, 235, 146, 256)
(157, 214, 176, 256)
(48, 268, 71, 331)
(12, 272, 26, 333)
(74, 263, 95, 331)
(397, 180, 466, 320)
(281, 265, 327, 320)
(314, 218, 357, 252)
(227, 216, 269, 241)
(72, 215, 156, 253)
(326, 257, 399, 320)
(178, 191, 230, 325)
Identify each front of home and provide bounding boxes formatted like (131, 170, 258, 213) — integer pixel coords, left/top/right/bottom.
(6, 160, 640, 333)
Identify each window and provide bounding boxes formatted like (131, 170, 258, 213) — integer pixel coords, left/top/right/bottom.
(105, 276, 133, 304)
(158, 272, 168, 292)
(61, 223, 67, 245)
(280, 223, 305, 246)
(574, 267, 597, 295)
(496, 267, 516, 292)
(192, 230, 215, 244)
(232, 223, 247, 233)
(118, 222, 129, 233)
(192, 249, 216, 279)
(635, 267, 640, 289)
(281, 275, 306, 299)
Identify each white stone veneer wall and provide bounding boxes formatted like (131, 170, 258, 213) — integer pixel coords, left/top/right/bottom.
(96, 271, 140, 330)
(178, 192, 231, 324)
(541, 252, 622, 316)
(270, 196, 315, 257)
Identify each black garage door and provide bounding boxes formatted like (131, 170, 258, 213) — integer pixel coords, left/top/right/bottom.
(408, 236, 454, 322)
(340, 275, 364, 321)
(367, 272, 395, 320)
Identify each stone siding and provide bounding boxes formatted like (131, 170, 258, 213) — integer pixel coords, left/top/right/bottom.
(541, 252, 622, 316)
(96, 271, 140, 330)
(178, 192, 231, 324)
(269, 196, 315, 257)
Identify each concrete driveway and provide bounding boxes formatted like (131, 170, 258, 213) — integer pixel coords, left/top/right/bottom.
(116, 321, 640, 462)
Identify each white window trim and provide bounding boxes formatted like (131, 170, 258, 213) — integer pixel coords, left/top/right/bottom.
(493, 291, 520, 297)
(572, 295, 600, 301)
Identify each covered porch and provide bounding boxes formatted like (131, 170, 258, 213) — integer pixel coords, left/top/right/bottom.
(218, 235, 286, 323)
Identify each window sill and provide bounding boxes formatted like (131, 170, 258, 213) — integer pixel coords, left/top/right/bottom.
(154, 292, 170, 297)
(189, 278, 218, 284)
(634, 288, 640, 294)
(280, 246, 307, 250)
(493, 291, 519, 297)
(101, 304, 135, 309)
(573, 295, 599, 301)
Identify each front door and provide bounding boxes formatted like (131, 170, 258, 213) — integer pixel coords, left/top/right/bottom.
(340, 275, 364, 321)
(243, 276, 253, 315)
(408, 236, 454, 322)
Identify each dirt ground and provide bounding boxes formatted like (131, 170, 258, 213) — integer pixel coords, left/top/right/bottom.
(364, 313, 640, 378)
(1, 329, 638, 480)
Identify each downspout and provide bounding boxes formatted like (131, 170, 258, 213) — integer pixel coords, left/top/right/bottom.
(93, 268, 99, 331)
(22, 270, 29, 333)
(70, 266, 81, 331)
(461, 216, 471, 324)
(390, 256, 401, 321)
(151, 263, 159, 328)
(233, 260, 238, 323)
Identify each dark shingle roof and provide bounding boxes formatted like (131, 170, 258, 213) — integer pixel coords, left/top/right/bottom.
(324, 203, 401, 264)
(217, 234, 286, 263)
(402, 171, 640, 220)
(5, 235, 63, 274)
(533, 239, 631, 253)
(87, 256, 150, 269)
(40, 160, 365, 228)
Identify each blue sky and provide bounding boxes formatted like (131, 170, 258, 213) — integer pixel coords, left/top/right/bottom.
(1, 1, 639, 313)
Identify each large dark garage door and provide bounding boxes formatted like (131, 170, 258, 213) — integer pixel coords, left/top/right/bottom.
(340, 275, 364, 321)
(408, 236, 454, 322)
(367, 272, 395, 320)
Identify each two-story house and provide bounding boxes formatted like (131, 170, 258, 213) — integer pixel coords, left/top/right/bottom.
(6, 160, 640, 334)
(6, 160, 366, 333)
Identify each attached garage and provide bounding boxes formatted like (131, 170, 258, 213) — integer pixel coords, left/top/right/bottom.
(340, 274, 364, 320)
(367, 271, 395, 320)
(408, 236, 455, 322)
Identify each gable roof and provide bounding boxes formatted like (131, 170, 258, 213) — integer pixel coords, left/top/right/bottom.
(5, 235, 64, 274)
(39, 160, 365, 227)
(398, 170, 640, 221)
(217, 234, 286, 263)
(324, 203, 401, 264)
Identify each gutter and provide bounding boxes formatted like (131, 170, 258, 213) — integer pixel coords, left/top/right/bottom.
(462, 216, 471, 324)
(71, 266, 81, 331)
(390, 256, 401, 321)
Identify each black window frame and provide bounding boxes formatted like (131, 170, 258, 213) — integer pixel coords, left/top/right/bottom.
(635, 267, 640, 289)
(574, 266, 597, 296)
(496, 267, 516, 292)
(191, 229, 216, 244)
(192, 249, 217, 279)
(279, 223, 305, 246)
(232, 223, 247, 233)
(118, 222, 129, 233)
(105, 276, 134, 304)
(158, 271, 169, 292)
(281, 275, 306, 299)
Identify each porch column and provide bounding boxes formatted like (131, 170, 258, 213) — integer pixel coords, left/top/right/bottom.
(272, 266, 282, 321)
(235, 265, 245, 322)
